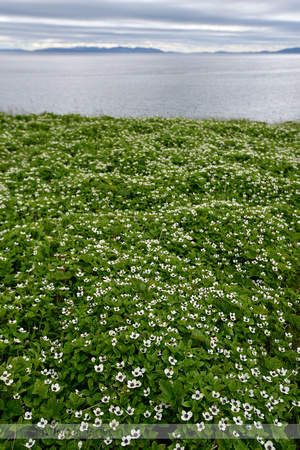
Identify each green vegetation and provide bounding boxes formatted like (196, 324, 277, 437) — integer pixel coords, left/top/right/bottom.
(0, 113, 299, 450)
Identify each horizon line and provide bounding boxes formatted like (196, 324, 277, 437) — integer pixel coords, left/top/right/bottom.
(0, 45, 300, 55)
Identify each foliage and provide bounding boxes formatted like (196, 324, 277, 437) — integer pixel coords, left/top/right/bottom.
(0, 113, 299, 449)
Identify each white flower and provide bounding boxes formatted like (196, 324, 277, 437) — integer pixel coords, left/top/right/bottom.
(51, 383, 60, 392)
(24, 412, 32, 420)
(218, 420, 227, 431)
(172, 432, 181, 438)
(274, 418, 282, 427)
(115, 372, 126, 382)
(233, 416, 243, 425)
(127, 406, 135, 415)
(210, 405, 220, 415)
(93, 407, 103, 416)
(243, 403, 253, 411)
(127, 379, 141, 389)
(109, 419, 119, 430)
(181, 410, 193, 421)
(93, 418, 102, 427)
(164, 368, 174, 378)
(121, 435, 132, 446)
(37, 418, 48, 428)
(260, 390, 268, 398)
(264, 441, 276, 450)
(202, 412, 213, 421)
(114, 406, 123, 416)
(79, 421, 88, 432)
(196, 422, 205, 431)
(94, 364, 103, 372)
(132, 367, 146, 377)
(25, 439, 35, 448)
(192, 390, 204, 400)
(238, 373, 250, 383)
(168, 356, 177, 365)
(130, 332, 139, 339)
(279, 384, 289, 394)
(130, 428, 141, 439)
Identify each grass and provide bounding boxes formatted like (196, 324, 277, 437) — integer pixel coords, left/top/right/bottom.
(0, 112, 299, 450)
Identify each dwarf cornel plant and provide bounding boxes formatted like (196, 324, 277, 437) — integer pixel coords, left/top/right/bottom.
(0, 113, 299, 450)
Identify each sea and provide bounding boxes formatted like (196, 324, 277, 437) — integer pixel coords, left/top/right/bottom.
(0, 53, 300, 122)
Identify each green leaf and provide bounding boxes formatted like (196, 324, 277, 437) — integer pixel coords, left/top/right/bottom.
(32, 380, 48, 398)
(78, 373, 85, 383)
(159, 380, 175, 403)
(265, 357, 284, 371)
(88, 378, 94, 390)
(288, 314, 300, 328)
(151, 442, 165, 450)
(81, 389, 91, 396)
(182, 401, 191, 407)
(173, 379, 184, 398)
(233, 440, 249, 450)
(139, 282, 147, 292)
(191, 330, 207, 341)
(128, 344, 135, 355)
(1, 400, 23, 420)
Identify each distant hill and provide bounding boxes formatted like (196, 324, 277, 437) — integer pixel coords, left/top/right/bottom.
(34, 46, 166, 53)
(0, 48, 28, 52)
(215, 47, 300, 54)
(0, 46, 299, 54)
(272, 47, 300, 54)
(0, 46, 166, 54)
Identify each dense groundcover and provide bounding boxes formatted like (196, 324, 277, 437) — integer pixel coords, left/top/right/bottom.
(0, 113, 299, 450)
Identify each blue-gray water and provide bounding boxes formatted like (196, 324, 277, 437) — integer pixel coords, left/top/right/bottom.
(0, 53, 300, 122)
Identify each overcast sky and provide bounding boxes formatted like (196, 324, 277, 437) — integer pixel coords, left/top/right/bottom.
(0, 0, 299, 52)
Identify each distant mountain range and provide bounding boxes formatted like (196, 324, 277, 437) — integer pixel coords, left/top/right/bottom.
(0, 46, 166, 54)
(215, 47, 300, 54)
(0, 46, 299, 54)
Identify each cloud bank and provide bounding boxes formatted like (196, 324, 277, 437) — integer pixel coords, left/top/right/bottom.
(0, 0, 299, 52)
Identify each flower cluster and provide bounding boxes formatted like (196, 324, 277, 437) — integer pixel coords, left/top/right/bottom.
(0, 114, 299, 449)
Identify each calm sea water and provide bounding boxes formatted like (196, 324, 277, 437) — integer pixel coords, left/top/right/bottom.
(0, 53, 300, 122)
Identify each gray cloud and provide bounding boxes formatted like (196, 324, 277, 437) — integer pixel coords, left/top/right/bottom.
(0, 0, 299, 51)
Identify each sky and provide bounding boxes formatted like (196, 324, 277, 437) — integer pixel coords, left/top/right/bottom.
(0, 0, 299, 53)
